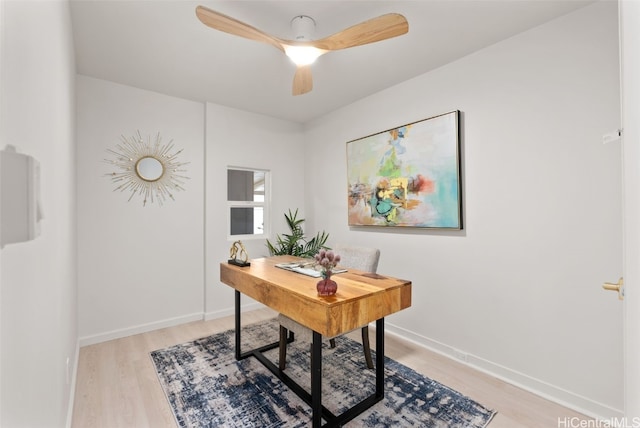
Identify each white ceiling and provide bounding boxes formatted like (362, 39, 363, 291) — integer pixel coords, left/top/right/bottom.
(70, 0, 595, 124)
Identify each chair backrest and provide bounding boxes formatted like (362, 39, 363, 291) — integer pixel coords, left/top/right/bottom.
(333, 244, 380, 274)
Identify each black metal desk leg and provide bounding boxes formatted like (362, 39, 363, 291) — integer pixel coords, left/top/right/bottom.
(235, 290, 241, 360)
(311, 330, 322, 428)
(376, 318, 385, 398)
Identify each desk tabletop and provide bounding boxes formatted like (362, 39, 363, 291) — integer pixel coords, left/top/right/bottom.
(220, 255, 412, 337)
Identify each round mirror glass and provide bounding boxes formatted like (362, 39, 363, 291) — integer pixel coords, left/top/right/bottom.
(136, 156, 164, 182)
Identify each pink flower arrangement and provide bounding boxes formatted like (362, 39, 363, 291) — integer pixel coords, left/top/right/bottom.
(314, 249, 341, 279)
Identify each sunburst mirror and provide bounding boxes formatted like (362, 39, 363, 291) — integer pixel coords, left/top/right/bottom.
(104, 131, 189, 206)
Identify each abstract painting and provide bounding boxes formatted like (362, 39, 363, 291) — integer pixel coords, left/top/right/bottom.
(347, 111, 462, 229)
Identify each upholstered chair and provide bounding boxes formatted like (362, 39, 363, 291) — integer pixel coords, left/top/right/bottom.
(277, 244, 381, 370)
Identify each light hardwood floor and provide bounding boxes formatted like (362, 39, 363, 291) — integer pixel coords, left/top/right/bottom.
(72, 308, 589, 427)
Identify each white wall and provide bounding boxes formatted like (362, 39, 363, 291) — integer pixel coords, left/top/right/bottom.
(204, 103, 304, 318)
(76, 76, 205, 343)
(303, 1, 623, 418)
(75, 80, 306, 339)
(0, 1, 77, 426)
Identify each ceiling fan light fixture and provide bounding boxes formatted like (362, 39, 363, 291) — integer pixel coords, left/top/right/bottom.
(195, 6, 409, 95)
(284, 45, 324, 66)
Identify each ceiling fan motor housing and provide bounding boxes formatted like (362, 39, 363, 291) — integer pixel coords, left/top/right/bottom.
(291, 15, 316, 41)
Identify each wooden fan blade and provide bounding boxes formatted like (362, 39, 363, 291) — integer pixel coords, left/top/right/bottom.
(196, 6, 285, 53)
(311, 13, 408, 51)
(292, 66, 313, 96)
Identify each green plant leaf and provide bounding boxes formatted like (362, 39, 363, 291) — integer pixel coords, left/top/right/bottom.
(266, 209, 330, 258)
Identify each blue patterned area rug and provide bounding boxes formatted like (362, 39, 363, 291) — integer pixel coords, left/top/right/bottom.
(150, 318, 496, 427)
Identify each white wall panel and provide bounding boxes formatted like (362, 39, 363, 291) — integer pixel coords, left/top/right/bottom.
(76, 76, 205, 342)
(0, 1, 77, 426)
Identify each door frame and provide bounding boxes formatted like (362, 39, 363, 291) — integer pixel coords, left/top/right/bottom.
(620, 0, 640, 419)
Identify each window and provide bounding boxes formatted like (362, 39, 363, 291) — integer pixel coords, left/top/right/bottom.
(227, 168, 269, 239)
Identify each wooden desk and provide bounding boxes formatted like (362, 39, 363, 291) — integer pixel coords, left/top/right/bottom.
(220, 255, 412, 427)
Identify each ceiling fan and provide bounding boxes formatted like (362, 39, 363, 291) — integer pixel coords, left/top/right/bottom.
(195, 6, 409, 96)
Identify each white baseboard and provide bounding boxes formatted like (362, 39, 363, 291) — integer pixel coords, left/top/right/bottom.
(383, 322, 624, 422)
(74, 308, 621, 422)
(78, 312, 204, 347)
(204, 302, 264, 321)
(78, 303, 267, 347)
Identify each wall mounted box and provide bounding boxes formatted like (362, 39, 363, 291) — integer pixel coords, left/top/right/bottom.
(1, 147, 42, 247)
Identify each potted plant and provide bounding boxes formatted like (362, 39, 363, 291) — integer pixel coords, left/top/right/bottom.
(266, 208, 329, 258)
